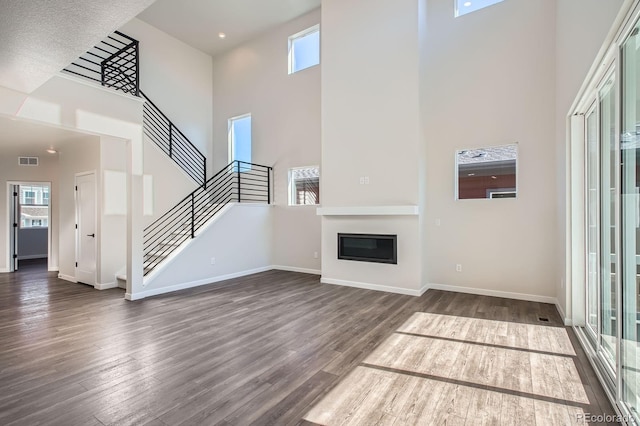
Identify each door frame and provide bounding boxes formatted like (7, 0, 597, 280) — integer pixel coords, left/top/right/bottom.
(5, 181, 53, 272)
(75, 171, 98, 286)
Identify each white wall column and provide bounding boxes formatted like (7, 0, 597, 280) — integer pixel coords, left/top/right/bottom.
(320, 0, 426, 294)
(126, 131, 145, 297)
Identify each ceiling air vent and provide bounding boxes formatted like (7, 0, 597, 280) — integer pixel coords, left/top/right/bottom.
(18, 157, 39, 166)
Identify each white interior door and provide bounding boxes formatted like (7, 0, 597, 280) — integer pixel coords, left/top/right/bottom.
(75, 173, 96, 285)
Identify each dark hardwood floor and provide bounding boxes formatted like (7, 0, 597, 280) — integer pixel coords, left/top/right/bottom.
(0, 266, 616, 425)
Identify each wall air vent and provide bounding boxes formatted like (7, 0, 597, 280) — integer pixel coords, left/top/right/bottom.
(18, 157, 39, 166)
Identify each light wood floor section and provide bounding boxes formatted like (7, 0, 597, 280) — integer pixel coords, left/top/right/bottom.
(0, 260, 616, 425)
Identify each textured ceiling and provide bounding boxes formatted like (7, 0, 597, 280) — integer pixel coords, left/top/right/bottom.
(138, 0, 321, 56)
(0, 0, 157, 93)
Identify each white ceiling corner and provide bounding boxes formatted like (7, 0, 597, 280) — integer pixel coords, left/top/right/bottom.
(0, 116, 96, 156)
(137, 0, 321, 57)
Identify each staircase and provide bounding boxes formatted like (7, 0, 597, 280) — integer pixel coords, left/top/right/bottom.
(143, 161, 271, 276)
(63, 32, 273, 279)
(141, 90, 206, 187)
(62, 32, 206, 188)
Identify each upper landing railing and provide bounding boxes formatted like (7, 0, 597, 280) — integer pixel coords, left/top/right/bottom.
(62, 32, 206, 187)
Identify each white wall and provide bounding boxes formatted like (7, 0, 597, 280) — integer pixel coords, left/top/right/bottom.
(321, 0, 424, 293)
(321, 0, 421, 207)
(0, 151, 59, 272)
(120, 18, 214, 179)
(100, 136, 128, 286)
(142, 135, 196, 227)
(137, 204, 272, 299)
(422, 0, 558, 299)
(0, 75, 146, 292)
(212, 9, 321, 273)
(555, 0, 624, 318)
(58, 137, 101, 280)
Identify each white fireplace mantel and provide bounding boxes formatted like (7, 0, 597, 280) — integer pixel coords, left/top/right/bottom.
(316, 205, 419, 216)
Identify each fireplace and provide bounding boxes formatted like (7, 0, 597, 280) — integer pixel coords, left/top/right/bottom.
(337, 233, 397, 264)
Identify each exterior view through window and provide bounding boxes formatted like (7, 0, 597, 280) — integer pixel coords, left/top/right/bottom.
(19, 184, 49, 228)
(289, 166, 320, 205)
(454, 0, 504, 17)
(229, 114, 252, 172)
(288, 25, 320, 74)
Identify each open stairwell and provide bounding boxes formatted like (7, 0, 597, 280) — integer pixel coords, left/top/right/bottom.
(62, 32, 207, 189)
(63, 31, 273, 291)
(143, 161, 272, 277)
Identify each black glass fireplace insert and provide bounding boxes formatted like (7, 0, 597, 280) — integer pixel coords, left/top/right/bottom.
(337, 233, 397, 264)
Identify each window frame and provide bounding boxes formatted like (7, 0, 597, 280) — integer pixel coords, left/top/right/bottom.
(228, 113, 252, 172)
(288, 24, 320, 75)
(19, 184, 50, 229)
(454, 0, 504, 18)
(288, 166, 320, 206)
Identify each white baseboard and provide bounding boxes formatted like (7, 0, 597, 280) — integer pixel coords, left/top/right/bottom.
(58, 273, 77, 283)
(419, 283, 429, 296)
(94, 282, 118, 290)
(426, 283, 558, 305)
(0, 268, 9, 273)
(555, 302, 572, 326)
(129, 266, 272, 301)
(272, 265, 321, 275)
(321, 277, 424, 296)
(48, 267, 59, 272)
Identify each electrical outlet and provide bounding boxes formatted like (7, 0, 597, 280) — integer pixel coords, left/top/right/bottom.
(359, 177, 365, 185)
(210, 257, 216, 265)
(435, 219, 441, 226)
(364, 176, 370, 184)
(314, 252, 319, 259)
(456, 264, 462, 272)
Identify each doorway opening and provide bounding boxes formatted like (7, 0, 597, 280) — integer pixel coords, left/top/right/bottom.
(8, 182, 52, 272)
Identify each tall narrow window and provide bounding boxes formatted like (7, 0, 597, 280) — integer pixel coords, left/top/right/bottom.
(229, 114, 252, 172)
(289, 166, 320, 205)
(288, 25, 320, 74)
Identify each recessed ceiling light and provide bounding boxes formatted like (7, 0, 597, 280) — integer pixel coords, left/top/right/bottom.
(218, 32, 226, 39)
(46, 148, 57, 154)
(464, 1, 472, 6)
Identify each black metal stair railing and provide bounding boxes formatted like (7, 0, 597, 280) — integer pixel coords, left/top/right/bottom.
(62, 31, 139, 96)
(141, 90, 206, 187)
(143, 161, 272, 276)
(63, 32, 206, 187)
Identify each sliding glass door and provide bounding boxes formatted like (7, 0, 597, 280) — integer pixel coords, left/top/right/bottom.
(581, 14, 640, 422)
(621, 19, 640, 421)
(599, 75, 618, 370)
(586, 105, 600, 341)
(585, 72, 618, 378)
